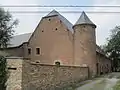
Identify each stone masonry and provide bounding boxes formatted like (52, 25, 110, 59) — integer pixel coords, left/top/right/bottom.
(6, 57, 22, 90)
(22, 60, 89, 90)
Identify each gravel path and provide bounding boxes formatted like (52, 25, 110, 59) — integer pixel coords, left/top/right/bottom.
(76, 73, 120, 90)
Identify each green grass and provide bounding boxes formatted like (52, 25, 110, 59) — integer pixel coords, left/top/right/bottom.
(113, 80, 120, 90)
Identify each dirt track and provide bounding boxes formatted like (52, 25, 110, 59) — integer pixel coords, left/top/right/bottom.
(76, 73, 120, 90)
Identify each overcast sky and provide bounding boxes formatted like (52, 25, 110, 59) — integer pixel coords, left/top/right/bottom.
(1, 0, 120, 45)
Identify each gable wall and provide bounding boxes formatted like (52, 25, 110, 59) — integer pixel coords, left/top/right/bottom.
(26, 16, 74, 65)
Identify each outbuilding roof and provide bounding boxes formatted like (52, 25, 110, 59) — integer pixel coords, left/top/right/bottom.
(8, 33, 32, 47)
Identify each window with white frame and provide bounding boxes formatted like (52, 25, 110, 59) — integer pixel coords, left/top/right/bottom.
(36, 47, 41, 55)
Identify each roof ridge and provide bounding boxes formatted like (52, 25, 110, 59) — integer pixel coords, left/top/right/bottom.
(44, 10, 59, 17)
(44, 10, 74, 33)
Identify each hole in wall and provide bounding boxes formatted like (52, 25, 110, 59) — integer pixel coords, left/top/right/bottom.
(92, 26, 95, 28)
(83, 26, 85, 28)
(55, 61, 60, 66)
(36, 61, 39, 63)
(60, 20, 62, 23)
(8, 67, 17, 70)
(55, 28, 58, 30)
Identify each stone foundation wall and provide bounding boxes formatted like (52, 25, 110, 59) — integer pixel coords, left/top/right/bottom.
(22, 60, 89, 90)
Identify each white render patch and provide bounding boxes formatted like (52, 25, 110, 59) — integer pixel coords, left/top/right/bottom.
(45, 10, 74, 33)
(8, 33, 32, 47)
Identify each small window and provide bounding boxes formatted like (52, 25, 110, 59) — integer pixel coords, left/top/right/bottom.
(48, 19, 51, 21)
(36, 48, 40, 55)
(28, 48, 31, 55)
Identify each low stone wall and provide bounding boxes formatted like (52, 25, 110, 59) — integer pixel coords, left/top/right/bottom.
(22, 60, 89, 90)
(6, 57, 23, 90)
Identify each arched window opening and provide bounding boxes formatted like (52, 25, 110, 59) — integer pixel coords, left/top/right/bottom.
(55, 61, 60, 66)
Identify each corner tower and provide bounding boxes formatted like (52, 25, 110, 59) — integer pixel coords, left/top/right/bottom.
(73, 11, 97, 77)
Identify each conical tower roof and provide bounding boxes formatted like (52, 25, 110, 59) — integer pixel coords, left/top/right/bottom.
(74, 11, 96, 27)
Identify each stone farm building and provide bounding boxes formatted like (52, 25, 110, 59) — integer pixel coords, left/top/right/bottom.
(1, 10, 111, 77)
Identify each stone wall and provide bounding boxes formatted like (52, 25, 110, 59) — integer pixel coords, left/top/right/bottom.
(6, 57, 23, 90)
(22, 60, 89, 90)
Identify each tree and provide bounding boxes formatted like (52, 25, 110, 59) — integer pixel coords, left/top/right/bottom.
(0, 56, 7, 90)
(0, 8, 18, 89)
(103, 26, 120, 71)
(0, 8, 18, 48)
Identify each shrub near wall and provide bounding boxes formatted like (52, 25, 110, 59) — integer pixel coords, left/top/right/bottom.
(22, 60, 89, 90)
(0, 56, 7, 90)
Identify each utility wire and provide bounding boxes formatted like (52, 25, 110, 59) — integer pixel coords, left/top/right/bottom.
(1, 5, 120, 7)
(7, 11, 120, 14)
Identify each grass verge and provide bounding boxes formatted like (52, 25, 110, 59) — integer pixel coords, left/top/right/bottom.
(113, 80, 120, 90)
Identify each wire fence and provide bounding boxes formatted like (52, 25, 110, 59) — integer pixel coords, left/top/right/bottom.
(7, 11, 120, 14)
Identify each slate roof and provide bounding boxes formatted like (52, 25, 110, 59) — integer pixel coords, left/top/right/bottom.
(8, 10, 96, 48)
(8, 33, 32, 47)
(44, 10, 73, 33)
(8, 10, 74, 48)
(74, 11, 96, 27)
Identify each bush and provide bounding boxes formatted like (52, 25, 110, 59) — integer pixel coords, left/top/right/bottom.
(0, 56, 7, 90)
